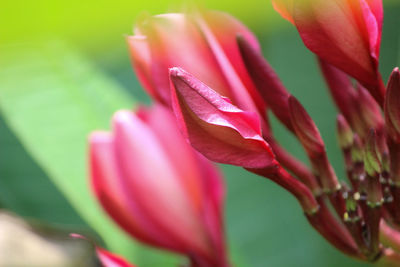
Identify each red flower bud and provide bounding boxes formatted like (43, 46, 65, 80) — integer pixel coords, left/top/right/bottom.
(89, 105, 228, 266)
(169, 67, 276, 169)
(356, 84, 384, 138)
(337, 114, 354, 150)
(318, 59, 358, 127)
(127, 11, 266, 120)
(237, 35, 293, 132)
(384, 68, 400, 142)
(289, 96, 324, 157)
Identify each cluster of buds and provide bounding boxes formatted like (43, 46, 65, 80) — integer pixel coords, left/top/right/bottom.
(85, 1, 400, 266)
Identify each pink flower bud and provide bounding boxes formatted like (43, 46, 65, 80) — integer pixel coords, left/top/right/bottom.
(237, 35, 293, 132)
(337, 114, 354, 150)
(169, 67, 276, 169)
(89, 105, 227, 266)
(385, 68, 400, 142)
(356, 84, 384, 137)
(318, 59, 358, 127)
(272, 0, 384, 105)
(127, 11, 266, 119)
(288, 96, 324, 157)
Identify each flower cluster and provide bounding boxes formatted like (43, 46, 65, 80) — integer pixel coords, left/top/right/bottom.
(87, 1, 400, 266)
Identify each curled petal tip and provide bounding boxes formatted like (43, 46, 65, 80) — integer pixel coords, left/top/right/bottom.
(170, 69, 275, 169)
(169, 67, 184, 77)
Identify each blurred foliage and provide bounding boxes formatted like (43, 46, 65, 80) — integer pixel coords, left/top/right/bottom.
(0, 42, 180, 266)
(0, 0, 399, 267)
(2, 0, 396, 55)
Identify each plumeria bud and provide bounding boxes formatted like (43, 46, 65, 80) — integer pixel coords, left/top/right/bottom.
(289, 96, 340, 193)
(237, 35, 293, 131)
(272, 0, 385, 105)
(318, 59, 363, 132)
(170, 67, 276, 169)
(337, 114, 354, 150)
(289, 96, 324, 157)
(127, 11, 266, 120)
(356, 85, 384, 137)
(89, 105, 228, 266)
(384, 68, 400, 142)
(351, 135, 364, 164)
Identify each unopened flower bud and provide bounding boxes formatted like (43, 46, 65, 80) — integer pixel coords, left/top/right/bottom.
(356, 85, 384, 138)
(289, 96, 324, 157)
(237, 35, 293, 132)
(337, 114, 354, 149)
(384, 68, 400, 142)
(169, 67, 276, 169)
(364, 130, 382, 177)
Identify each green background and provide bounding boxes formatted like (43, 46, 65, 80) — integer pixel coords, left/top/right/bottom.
(1, 0, 399, 266)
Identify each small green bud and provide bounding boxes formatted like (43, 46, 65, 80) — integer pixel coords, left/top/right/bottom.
(363, 130, 382, 176)
(337, 114, 354, 149)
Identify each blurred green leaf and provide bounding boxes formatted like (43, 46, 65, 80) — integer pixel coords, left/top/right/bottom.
(0, 41, 179, 266)
(0, 114, 86, 226)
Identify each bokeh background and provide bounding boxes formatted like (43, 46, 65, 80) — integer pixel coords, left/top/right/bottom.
(1, 0, 400, 266)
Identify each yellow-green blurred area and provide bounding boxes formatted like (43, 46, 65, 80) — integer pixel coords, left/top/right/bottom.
(1, 0, 398, 51)
(1, 0, 279, 53)
(1, 0, 400, 266)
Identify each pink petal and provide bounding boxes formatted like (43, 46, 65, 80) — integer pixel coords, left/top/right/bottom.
(196, 155, 228, 265)
(197, 11, 267, 118)
(135, 13, 233, 105)
(384, 68, 400, 141)
(292, 0, 376, 86)
(96, 247, 136, 267)
(89, 132, 164, 247)
(112, 110, 213, 260)
(170, 67, 275, 169)
(363, 0, 383, 58)
(126, 35, 162, 104)
(136, 104, 206, 213)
